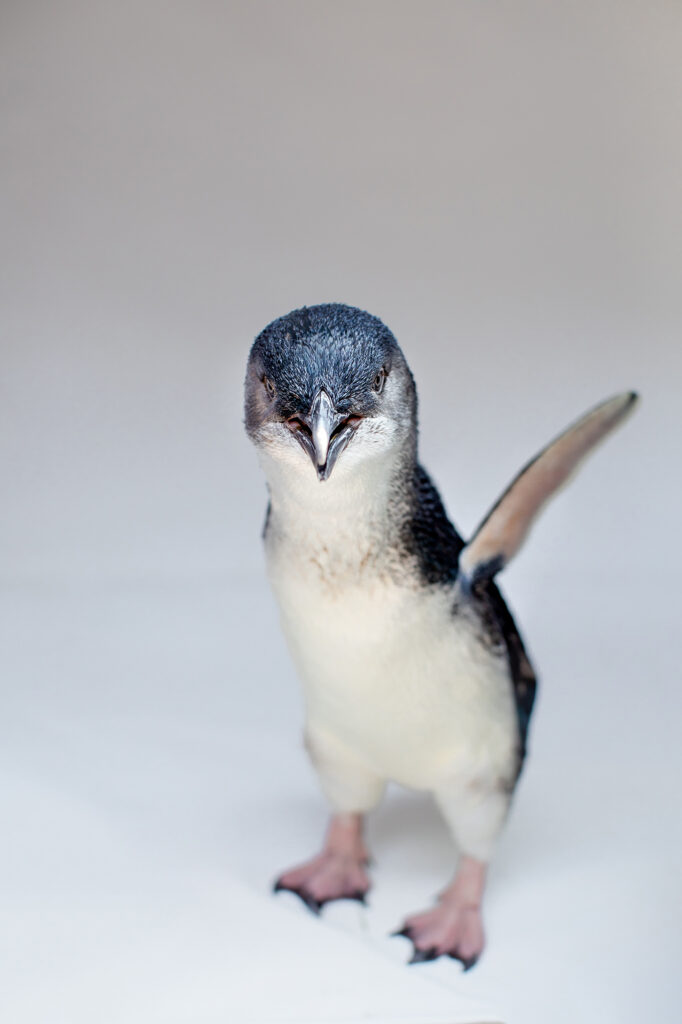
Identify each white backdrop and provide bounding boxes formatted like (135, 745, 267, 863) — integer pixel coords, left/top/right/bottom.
(2, 3, 680, 1022)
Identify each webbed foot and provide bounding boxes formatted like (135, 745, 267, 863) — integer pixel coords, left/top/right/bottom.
(392, 904, 483, 969)
(273, 813, 370, 914)
(391, 855, 486, 969)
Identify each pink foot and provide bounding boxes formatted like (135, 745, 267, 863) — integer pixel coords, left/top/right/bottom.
(396, 901, 484, 969)
(273, 813, 370, 914)
(393, 856, 487, 970)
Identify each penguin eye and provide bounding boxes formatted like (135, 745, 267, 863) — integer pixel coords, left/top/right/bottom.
(371, 367, 386, 394)
(263, 376, 276, 399)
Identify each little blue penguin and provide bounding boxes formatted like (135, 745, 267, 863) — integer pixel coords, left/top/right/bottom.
(243, 302, 638, 968)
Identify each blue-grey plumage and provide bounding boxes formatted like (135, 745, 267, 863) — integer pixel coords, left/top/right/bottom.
(244, 303, 638, 967)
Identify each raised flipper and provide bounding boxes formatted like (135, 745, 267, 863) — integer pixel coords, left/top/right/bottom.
(458, 391, 639, 589)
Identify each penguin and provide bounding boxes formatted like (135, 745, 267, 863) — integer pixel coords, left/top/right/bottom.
(243, 302, 638, 969)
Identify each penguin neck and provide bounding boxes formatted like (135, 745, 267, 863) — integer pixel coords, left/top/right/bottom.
(260, 442, 416, 570)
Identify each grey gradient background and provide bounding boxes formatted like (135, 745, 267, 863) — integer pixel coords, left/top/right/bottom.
(1, 2, 681, 1022)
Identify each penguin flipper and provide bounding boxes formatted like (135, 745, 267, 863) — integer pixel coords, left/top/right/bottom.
(458, 391, 639, 588)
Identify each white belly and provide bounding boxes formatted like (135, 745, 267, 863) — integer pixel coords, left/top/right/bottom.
(268, 554, 519, 792)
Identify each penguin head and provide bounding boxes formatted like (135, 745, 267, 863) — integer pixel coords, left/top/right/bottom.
(245, 304, 416, 482)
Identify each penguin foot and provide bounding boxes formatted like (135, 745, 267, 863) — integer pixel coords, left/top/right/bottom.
(392, 902, 484, 970)
(273, 850, 371, 914)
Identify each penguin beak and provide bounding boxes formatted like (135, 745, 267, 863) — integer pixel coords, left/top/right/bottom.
(287, 389, 360, 481)
(308, 389, 338, 477)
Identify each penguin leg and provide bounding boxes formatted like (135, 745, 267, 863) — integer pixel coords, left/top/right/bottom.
(394, 780, 510, 968)
(274, 727, 385, 914)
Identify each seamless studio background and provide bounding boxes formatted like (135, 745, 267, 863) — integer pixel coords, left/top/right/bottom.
(1, 3, 681, 1023)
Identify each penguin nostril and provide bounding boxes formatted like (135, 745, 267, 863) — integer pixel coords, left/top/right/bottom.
(331, 415, 362, 441)
(287, 417, 312, 438)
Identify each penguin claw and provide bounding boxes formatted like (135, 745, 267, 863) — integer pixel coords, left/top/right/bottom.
(273, 879, 323, 915)
(406, 942, 478, 969)
(273, 879, 368, 915)
(408, 945, 438, 964)
(449, 950, 479, 972)
(391, 925, 479, 969)
(391, 927, 439, 965)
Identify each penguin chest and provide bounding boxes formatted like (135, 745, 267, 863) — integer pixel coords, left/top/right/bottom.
(267, 551, 518, 789)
